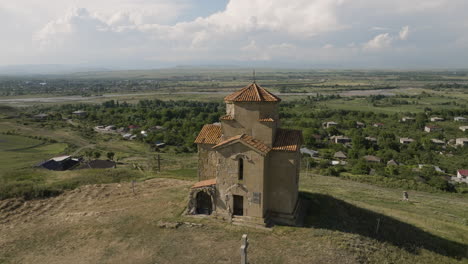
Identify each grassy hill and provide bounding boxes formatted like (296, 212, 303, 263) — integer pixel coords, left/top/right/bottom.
(0, 173, 466, 264)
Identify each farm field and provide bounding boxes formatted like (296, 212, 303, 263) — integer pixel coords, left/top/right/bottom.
(0, 134, 67, 170)
(0, 175, 466, 264)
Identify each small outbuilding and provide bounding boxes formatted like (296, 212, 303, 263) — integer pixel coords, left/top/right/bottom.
(76, 160, 116, 169)
(334, 151, 347, 160)
(363, 155, 381, 163)
(399, 137, 415, 144)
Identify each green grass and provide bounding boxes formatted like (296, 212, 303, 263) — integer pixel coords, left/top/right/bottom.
(300, 174, 468, 262)
(0, 134, 67, 169)
(0, 168, 146, 200)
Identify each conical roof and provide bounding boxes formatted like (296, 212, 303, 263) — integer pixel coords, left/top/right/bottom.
(224, 82, 281, 102)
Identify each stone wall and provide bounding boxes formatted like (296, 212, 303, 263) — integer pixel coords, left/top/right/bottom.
(197, 144, 218, 181)
(214, 144, 266, 219)
(266, 151, 300, 214)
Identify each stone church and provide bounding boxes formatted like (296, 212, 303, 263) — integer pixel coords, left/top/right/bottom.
(187, 82, 303, 226)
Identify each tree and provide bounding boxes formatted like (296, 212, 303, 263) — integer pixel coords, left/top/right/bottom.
(107, 152, 115, 161)
(93, 151, 101, 159)
(352, 160, 370, 175)
(84, 149, 94, 161)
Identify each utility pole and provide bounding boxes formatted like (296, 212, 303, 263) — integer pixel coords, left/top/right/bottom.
(154, 154, 163, 172)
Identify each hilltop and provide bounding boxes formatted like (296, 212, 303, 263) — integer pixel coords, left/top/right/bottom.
(0, 174, 466, 264)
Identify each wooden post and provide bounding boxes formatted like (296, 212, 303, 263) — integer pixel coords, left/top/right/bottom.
(375, 218, 381, 235)
(240, 234, 248, 264)
(157, 154, 161, 172)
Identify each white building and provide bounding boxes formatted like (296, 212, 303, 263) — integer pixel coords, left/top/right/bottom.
(430, 117, 444, 122)
(455, 138, 468, 146)
(399, 137, 415, 144)
(401, 117, 415, 122)
(454, 117, 467, 122)
(425, 125, 442, 133)
(323, 121, 338, 128)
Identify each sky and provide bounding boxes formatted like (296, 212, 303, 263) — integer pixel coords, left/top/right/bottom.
(1, 0, 468, 69)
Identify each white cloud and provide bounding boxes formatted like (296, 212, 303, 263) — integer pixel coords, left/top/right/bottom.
(363, 33, 393, 50)
(363, 26, 411, 51)
(399, 25, 410, 40)
(1, 0, 468, 67)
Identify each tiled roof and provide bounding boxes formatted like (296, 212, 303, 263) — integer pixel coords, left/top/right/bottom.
(364, 155, 381, 162)
(224, 82, 281, 102)
(194, 124, 222, 144)
(191, 178, 217, 189)
(213, 134, 271, 154)
(272, 128, 303, 152)
(220, 115, 234, 120)
(258, 118, 275, 122)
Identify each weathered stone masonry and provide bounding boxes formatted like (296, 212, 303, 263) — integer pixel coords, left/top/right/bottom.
(188, 82, 303, 226)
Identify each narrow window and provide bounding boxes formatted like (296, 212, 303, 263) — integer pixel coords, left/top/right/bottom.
(238, 158, 244, 181)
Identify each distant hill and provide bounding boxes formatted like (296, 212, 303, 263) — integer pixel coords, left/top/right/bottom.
(0, 64, 110, 76)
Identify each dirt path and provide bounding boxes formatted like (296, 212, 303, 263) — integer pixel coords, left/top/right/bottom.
(71, 144, 95, 156)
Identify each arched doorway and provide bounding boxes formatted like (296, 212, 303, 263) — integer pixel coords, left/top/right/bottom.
(196, 191, 213, 215)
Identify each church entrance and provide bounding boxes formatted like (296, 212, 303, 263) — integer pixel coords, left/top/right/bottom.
(196, 191, 212, 215)
(233, 195, 244, 216)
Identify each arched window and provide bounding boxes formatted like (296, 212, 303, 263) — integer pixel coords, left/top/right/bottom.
(238, 158, 244, 181)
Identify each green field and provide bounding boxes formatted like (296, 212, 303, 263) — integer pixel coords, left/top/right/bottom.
(0, 134, 67, 169)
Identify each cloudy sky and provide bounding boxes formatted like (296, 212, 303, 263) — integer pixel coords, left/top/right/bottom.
(1, 0, 468, 69)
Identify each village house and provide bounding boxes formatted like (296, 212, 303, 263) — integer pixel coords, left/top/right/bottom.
(418, 164, 445, 173)
(387, 159, 400, 166)
(454, 170, 468, 184)
(188, 82, 303, 227)
(300, 147, 318, 157)
(334, 151, 347, 160)
(128, 125, 140, 130)
(455, 138, 468, 146)
(33, 113, 49, 120)
(431, 139, 445, 145)
(430, 117, 444, 122)
(373, 123, 384, 128)
(330, 135, 352, 144)
(72, 110, 87, 117)
(323, 121, 338, 128)
(37, 155, 80, 171)
(454, 116, 467, 122)
(399, 137, 415, 144)
(364, 155, 381, 163)
(401, 117, 415, 122)
(356, 121, 365, 128)
(459, 126, 468, 132)
(425, 125, 442, 133)
(76, 160, 116, 169)
(365, 136, 377, 143)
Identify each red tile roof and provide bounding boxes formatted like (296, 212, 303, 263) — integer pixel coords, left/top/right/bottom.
(220, 115, 234, 120)
(213, 134, 271, 154)
(272, 128, 303, 152)
(194, 124, 222, 144)
(191, 178, 217, 189)
(258, 118, 275, 122)
(458, 170, 468, 176)
(224, 83, 281, 103)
